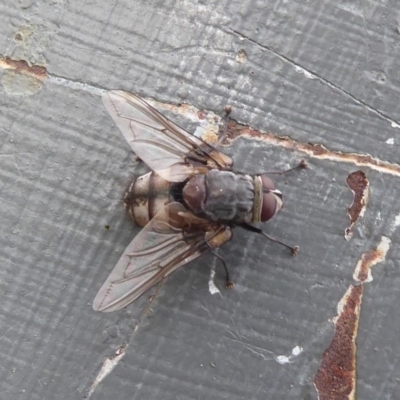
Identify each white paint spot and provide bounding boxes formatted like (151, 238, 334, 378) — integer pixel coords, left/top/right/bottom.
(292, 345, 303, 356)
(391, 213, 400, 232)
(391, 122, 400, 129)
(88, 346, 126, 398)
(208, 260, 221, 295)
(275, 345, 303, 364)
(294, 66, 316, 79)
(386, 138, 394, 145)
(276, 355, 290, 364)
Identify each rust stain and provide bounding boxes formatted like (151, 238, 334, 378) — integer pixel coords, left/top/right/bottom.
(0, 57, 48, 79)
(314, 236, 391, 399)
(152, 99, 221, 145)
(344, 171, 370, 241)
(202, 130, 219, 144)
(314, 285, 363, 400)
(197, 110, 207, 120)
(224, 120, 400, 176)
(159, 101, 193, 116)
(353, 236, 391, 283)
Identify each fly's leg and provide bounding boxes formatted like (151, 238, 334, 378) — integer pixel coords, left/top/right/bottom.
(206, 244, 235, 289)
(240, 224, 299, 255)
(261, 231, 299, 255)
(183, 228, 234, 288)
(215, 106, 232, 147)
(261, 159, 308, 175)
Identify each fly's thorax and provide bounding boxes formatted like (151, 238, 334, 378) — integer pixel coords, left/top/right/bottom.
(252, 175, 284, 223)
(124, 172, 172, 227)
(183, 170, 255, 223)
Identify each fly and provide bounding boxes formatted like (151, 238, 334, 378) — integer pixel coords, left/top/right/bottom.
(93, 91, 306, 312)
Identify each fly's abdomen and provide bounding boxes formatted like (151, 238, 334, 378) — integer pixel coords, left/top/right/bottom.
(125, 172, 171, 227)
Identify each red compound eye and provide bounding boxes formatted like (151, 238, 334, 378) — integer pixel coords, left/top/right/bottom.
(260, 175, 283, 222)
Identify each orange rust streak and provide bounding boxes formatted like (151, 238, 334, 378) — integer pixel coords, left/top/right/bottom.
(202, 131, 219, 144)
(355, 238, 390, 283)
(346, 171, 369, 223)
(314, 285, 363, 400)
(345, 171, 370, 240)
(197, 110, 207, 120)
(0, 57, 48, 79)
(357, 252, 374, 283)
(225, 120, 400, 176)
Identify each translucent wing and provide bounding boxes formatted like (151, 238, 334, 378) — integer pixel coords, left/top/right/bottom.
(93, 203, 227, 312)
(102, 90, 233, 182)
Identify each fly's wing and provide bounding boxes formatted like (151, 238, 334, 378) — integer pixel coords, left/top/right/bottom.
(102, 90, 233, 182)
(93, 202, 223, 312)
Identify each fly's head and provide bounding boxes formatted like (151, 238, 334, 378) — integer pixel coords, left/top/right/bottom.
(253, 175, 283, 223)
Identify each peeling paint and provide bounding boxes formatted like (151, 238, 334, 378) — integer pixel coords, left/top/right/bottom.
(353, 236, 391, 283)
(345, 171, 370, 241)
(88, 346, 126, 398)
(2, 24, 53, 93)
(0, 57, 47, 95)
(0, 57, 47, 78)
(235, 49, 248, 63)
(314, 285, 362, 400)
(113, 99, 400, 178)
(225, 120, 400, 176)
(134, 102, 400, 180)
(314, 235, 391, 399)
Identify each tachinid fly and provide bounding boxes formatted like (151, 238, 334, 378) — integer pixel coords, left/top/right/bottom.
(93, 91, 305, 312)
